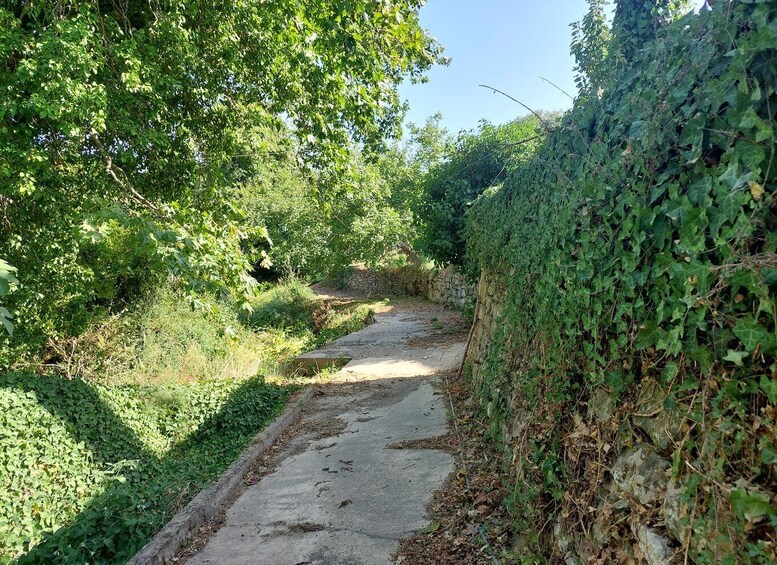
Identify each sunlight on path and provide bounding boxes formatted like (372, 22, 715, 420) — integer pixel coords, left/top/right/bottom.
(186, 292, 467, 564)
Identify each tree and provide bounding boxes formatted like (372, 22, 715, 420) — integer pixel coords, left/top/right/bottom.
(246, 135, 410, 279)
(415, 116, 545, 266)
(0, 0, 444, 362)
(570, 0, 611, 93)
(407, 113, 453, 174)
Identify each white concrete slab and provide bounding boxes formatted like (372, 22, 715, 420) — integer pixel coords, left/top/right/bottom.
(187, 296, 468, 565)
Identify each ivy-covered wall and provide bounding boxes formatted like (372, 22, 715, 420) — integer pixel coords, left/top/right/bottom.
(463, 2, 777, 562)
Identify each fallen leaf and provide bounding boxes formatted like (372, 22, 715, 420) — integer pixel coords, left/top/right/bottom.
(749, 181, 765, 200)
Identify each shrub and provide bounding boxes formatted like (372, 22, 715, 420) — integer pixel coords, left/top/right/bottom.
(245, 279, 319, 333)
(36, 286, 263, 385)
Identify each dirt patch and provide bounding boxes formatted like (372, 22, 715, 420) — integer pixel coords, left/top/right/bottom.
(300, 414, 348, 441)
(386, 434, 454, 452)
(288, 522, 327, 533)
(261, 522, 328, 537)
(408, 331, 466, 348)
(318, 377, 427, 411)
(352, 379, 423, 409)
(393, 373, 515, 564)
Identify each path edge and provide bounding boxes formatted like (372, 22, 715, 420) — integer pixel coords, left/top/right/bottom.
(127, 387, 315, 565)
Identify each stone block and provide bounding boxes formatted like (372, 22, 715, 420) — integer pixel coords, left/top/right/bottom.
(632, 379, 683, 451)
(587, 388, 615, 424)
(663, 477, 688, 544)
(635, 524, 673, 565)
(611, 445, 670, 505)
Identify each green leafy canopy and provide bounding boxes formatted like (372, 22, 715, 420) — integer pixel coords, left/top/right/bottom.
(0, 0, 443, 363)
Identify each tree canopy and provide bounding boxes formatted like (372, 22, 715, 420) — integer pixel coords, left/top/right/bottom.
(0, 0, 443, 360)
(414, 116, 545, 266)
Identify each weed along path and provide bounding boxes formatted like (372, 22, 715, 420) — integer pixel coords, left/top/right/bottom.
(184, 294, 467, 564)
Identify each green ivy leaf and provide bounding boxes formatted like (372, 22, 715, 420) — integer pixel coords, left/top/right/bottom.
(731, 488, 775, 522)
(723, 349, 749, 367)
(635, 321, 669, 350)
(732, 316, 771, 351)
(760, 376, 777, 405)
(761, 443, 777, 465)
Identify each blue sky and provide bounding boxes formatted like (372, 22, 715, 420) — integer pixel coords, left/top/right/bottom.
(399, 1, 705, 134)
(399, 0, 599, 134)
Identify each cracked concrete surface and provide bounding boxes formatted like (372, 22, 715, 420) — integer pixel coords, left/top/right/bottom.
(294, 300, 465, 377)
(186, 296, 466, 565)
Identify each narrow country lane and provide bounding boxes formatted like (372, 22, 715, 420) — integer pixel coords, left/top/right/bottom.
(185, 293, 468, 565)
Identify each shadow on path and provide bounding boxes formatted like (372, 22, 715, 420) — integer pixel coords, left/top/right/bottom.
(185, 295, 468, 565)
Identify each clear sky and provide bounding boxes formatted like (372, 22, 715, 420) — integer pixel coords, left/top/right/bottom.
(399, 0, 598, 134)
(399, 0, 706, 134)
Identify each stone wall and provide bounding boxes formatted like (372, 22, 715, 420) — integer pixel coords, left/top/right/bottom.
(341, 266, 409, 297)
(464, 272, 688, 564)
(342, 264, 475, 308)
(461, 273, 504, 374)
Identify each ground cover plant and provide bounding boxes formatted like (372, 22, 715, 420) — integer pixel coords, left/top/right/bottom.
(464, 0, 777, 561)
(0, 373, 291, 564)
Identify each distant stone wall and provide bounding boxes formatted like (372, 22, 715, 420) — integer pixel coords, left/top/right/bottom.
(422, 266, 473, 307)
(342, 264, 475, 308)
(462, 273, 504, 373)
(341, 266, 408, 297)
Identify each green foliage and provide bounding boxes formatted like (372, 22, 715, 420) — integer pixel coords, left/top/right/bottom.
(0, 260, 17, 335)
(314, 302, 376, 348)
(243, 125, 413, 279)
(416, 116, 545, 266)
(246, 278, 376, 349)
(0, 275, 376, 562)
(0, 372, 292, 563)
(246, 279, 319, 333)
(24, 285, 267, 385)
(611, 0, 692, 63)
(405, 113, 453, 176)
(119, 292, 248, 382)
(0, 0, 437, 557)
(0, 0, 442, 365)
(466, 1, 777, 560)
(570, 0, 611, 93)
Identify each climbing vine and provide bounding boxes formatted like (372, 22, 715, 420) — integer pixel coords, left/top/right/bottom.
(465, 1, 777, 561)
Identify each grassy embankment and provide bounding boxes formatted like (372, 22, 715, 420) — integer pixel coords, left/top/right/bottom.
(0, 279, 377, 564)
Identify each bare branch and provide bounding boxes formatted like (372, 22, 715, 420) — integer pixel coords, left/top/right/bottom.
(478, 84, 549, 128)
(539, 76, 574, 100)
(89, 129, 162, 214)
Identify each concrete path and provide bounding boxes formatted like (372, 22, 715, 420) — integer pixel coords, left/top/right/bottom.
(186, 295, 467, 565)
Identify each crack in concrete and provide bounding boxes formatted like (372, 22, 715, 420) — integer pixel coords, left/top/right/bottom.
(319, 526, 402, 542)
